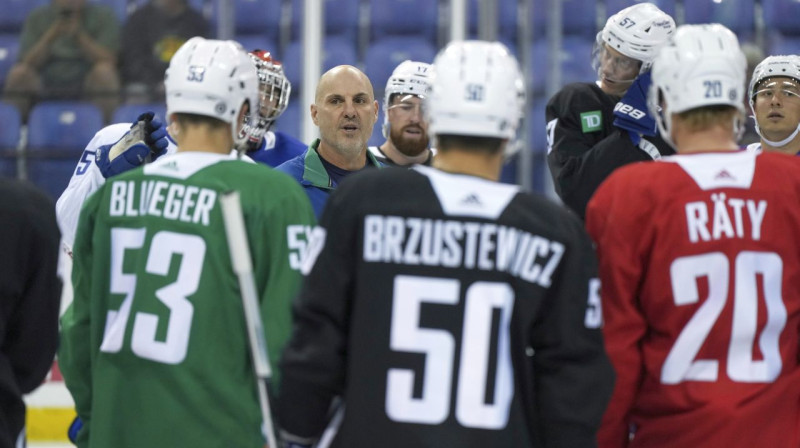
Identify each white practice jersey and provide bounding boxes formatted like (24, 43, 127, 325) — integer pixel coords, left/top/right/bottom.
(55, 124, 174, 254)
(55, 124, 255, 255)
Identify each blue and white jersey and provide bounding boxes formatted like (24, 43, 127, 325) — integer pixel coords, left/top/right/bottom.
(56, 124, 179, 254)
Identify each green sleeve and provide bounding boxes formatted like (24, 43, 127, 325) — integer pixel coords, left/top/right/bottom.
(18, 7, 52, 58)
(87, 5, 120, 53)
(254, 181, 316, 390)
(58, 186, 101, 446)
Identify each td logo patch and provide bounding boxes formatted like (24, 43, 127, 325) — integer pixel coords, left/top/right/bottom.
(580, 111, 602, 133)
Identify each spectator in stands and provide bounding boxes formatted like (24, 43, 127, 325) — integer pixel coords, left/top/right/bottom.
(276, 65, 383, 217)
(120, 0, 210, 103)
(2, 0, 120, 121)
(368, 60, 435, 166)
(0, 178, 61, 448)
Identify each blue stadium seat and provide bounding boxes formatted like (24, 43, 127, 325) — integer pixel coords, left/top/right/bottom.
(370, 0, 438, 42)
(291, 0, 360, 40)
(468, 0, 521, 40)
(0, 34, 20, 87)
(367, 107, 385, 148)
(282, 37, 358, 94)
(0, 0, 49, 33)
(530, 0, 598, 38)
(273, 101, 302, 146)
(27, 101, 104, 199)
(768, 34, 800, 57)
(234, 34, 279, 57)
(527, 97, 549, 154)
(365, 37, 436, 99)
(0, 102, 21, 177)
(529, 37, 596, 96)
(763, 0, 800, 36)
(683, 0, 755, 39)
(208, 0, 281, 38)
(111, 102, 168, 125)
(605, 0, 676, 20)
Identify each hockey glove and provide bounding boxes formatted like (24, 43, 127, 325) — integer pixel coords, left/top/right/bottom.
(613, 72, 657, 146)
(67, 416, 83, 444)
(95, 112, 168, 178)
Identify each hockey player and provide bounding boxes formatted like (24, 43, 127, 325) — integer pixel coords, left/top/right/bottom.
(546, 2, 675, 220)
(276, 65, 383, 217)
(242, 49, 307, 165)
(58, 37, 315, 447)
(277, 40, 614, 448)
(586, 24, 800, 448)
(746, 54, 800, 155)
(0, 179, 60, 448)
(55, 49, 305, 256)
(368, 60, 435, 166)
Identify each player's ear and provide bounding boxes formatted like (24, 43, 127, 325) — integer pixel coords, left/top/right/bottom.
(372, 100, 379, 123)
(310, 103, 319, 125)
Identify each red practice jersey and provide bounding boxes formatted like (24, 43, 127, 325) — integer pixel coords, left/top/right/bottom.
(586, 150, 800, 448)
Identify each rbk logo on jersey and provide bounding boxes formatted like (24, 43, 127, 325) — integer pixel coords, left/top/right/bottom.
(580, 111, 602, 133)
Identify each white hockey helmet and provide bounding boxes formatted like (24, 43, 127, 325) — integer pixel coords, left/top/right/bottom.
(595, 2, 675, 75)
(648, 24, 746, 146)
(426, 40, 525, 144)
(747, 55, 800, 147)
(382, 60, 433, 138)
(165, 37, 259, 149)
(243, 49, 292, 149)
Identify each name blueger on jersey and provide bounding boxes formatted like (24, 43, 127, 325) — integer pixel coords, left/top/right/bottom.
(363, 215, 564, 287)
(108, 180, 217, 225)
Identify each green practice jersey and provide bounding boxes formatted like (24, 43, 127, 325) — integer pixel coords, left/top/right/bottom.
(59, 152, 316, 447)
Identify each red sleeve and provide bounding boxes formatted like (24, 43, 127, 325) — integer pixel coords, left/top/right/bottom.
(585, 167, 652, 448)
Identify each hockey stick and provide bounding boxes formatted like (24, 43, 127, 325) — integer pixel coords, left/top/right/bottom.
(220, 191, 279, 448)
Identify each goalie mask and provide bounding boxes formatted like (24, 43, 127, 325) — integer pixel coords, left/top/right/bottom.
(165, 37, 259, 150)
(241, 50, 292, 151)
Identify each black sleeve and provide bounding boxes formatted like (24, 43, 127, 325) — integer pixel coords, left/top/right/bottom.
(545, 83, 673, 220)
(557, 130, 658, 221)
(529, 213, 615, 448)
(278, 178, 360, 440)
(119, 10, 153, 85)
(545, 83, 619, 196)
(1, 181, 62, 394)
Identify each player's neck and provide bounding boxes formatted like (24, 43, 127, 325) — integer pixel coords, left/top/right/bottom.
(175, 127, 234, 155)
(317, 140, 367, 170)
(673, 125, 739, 154)
(760, 134, 800, 156)
(379, 141, 429, 166)
(433, 149, 503, 181)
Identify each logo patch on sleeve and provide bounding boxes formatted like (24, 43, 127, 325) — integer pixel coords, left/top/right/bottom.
(580, 111, 602, 133)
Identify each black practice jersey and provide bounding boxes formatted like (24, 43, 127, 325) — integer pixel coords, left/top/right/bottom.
(0, 178, 60, 447)
(279, 165, 614, 448)
(546, 82, 674, 220)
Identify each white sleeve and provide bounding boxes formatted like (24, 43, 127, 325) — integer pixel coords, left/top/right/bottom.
(55, 123, 133, 252)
